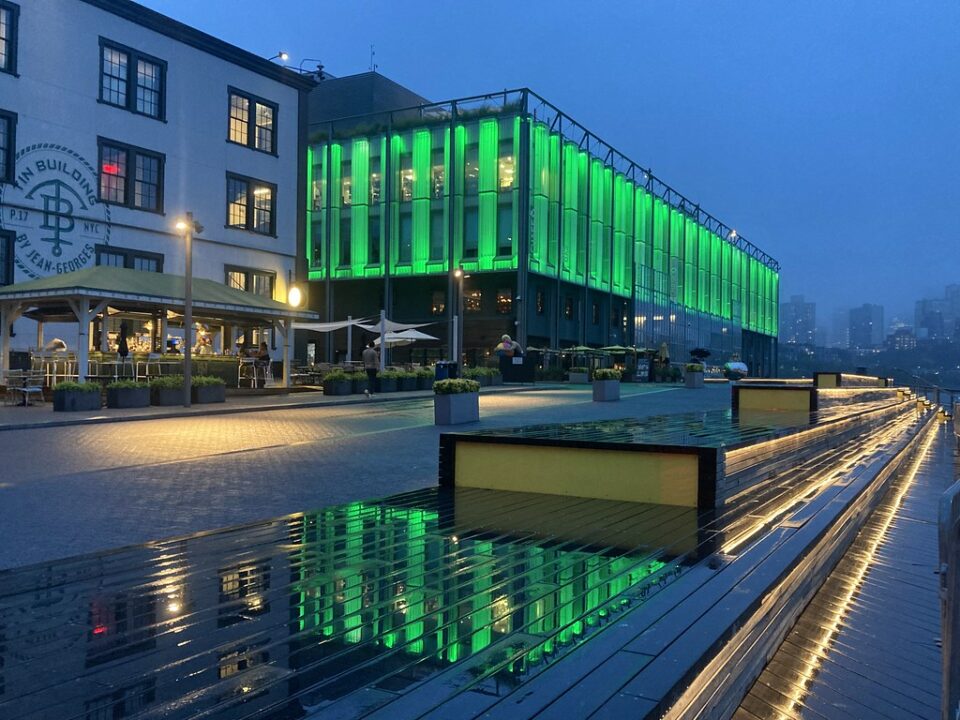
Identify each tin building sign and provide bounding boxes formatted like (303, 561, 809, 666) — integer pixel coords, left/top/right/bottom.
(0, 143, 111, 280)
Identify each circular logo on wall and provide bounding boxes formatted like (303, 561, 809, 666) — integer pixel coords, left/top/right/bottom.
(0, 143, 111, 280)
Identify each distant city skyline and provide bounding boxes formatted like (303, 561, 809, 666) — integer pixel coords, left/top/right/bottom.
(137, 0, 959, 321)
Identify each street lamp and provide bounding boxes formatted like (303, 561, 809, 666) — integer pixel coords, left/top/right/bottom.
(269, 51, 289, 62)
(452, 268, 465, 365)
(175, 213, 203, 407)
(287, 285, 303, 308)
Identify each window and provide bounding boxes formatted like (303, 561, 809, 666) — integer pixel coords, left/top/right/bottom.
(226, 174, 276, 235)
(429, 210, 444, 261)
(368, 216, 381, 265)
(227, 90, 277, 154)
(398, 214, 412, 263)
(497, 205, 512, 256)
(99, 39, 166, 120)
(496, 288, 512, 315)
(95, 244, 163, 273)
(498, 150, 514, 190)
(465, 289, 482, 313)
(564, 297, 574, 321)
(0, 109, 15, 184)
(98, 139, 164, 212)
(463, 207, 478, 259)
(0, 1, 18, 76)
(431, 290, 446, 316)
(592, 303, 600, 325)
(536, 289, 545, 316)
(339, 216, 351, 266)
(218, 563, 270, 627)
(399, 152, 414, 201)
(0, 229, 13, 285)
(226, 267, 275, 298)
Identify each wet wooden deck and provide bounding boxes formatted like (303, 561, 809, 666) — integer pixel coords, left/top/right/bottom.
(736, 423, 954, 719)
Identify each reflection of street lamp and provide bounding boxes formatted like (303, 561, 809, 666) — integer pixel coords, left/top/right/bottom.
(175, 213, 203, 407)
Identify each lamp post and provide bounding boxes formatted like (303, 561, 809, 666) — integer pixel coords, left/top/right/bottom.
(175, 213, 203, 407)
(452, 268, 464, 366)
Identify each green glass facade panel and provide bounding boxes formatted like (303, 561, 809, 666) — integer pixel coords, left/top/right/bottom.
(634, 187, 653, 302)
(652, 198, 668, 304)
(721, 241, 732, 320)
(529, 121, 550, 276)
(668, 209, 682, 303)
(683, 217, 697, 310)
(477, 119, 499, 270)
(697, 225, 709, 314)
(710, 232, 722, 317)
(612, 173, 632, 297)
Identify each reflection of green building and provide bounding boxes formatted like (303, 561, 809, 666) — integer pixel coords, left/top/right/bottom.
(303, 77, 779, 373)
(291, 491, 668, 703)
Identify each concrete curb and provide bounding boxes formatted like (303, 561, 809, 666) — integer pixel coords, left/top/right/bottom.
(0, 384, 551, 433)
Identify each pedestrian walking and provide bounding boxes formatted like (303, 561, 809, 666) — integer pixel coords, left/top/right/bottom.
(362, 341, 379, 397)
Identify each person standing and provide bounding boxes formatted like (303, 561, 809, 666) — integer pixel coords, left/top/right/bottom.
(255, 342, 271, 388)
(362, 341, 379, 397)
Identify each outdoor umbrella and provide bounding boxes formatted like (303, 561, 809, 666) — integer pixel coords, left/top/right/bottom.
(374, 329, 439, 347)
(117, 321, 129, 358)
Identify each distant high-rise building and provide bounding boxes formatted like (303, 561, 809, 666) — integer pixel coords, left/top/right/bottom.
(779, 295, 816, 345)
(916, 284, 960, 341)
(849, 304, 884, 349)
(830, 307, 850, 349)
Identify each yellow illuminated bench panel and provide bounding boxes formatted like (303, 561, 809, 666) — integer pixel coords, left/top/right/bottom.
(454, 442, 699, 507)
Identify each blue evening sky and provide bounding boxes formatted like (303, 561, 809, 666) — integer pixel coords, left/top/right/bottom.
(140, 0, 960, 326)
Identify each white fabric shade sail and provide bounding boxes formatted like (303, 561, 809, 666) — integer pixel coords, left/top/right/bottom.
(373, 329, 439, 347)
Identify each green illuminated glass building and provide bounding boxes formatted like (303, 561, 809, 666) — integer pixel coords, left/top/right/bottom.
(303, 79, 779, 373)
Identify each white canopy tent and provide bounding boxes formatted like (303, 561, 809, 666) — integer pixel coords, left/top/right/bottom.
(373, 329, 439, 348)
(292, 312, 437, 370)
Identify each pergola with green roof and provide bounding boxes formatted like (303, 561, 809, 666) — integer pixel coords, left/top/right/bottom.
(0, 266, 318, 387)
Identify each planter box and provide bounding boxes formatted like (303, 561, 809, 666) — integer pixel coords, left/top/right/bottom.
(379, 378, 398, 393)
(592, 379, 621, 402)
(490, 373, 503, 386)
(351, 377, 369, 394)
(685, 371, 704, 389)
(151, 387, 183, 406)
(417, 376, 434, 391)
(470, 374, 491, 387)
(106, 387, 149, 409)
(192, 384, 226, 404)
(323, 380, 352, 396)
(398, 377, 418, 392)
(568, 372, 590, 384)
(434, 392, 480, 425)
(53, 389, 101, 412)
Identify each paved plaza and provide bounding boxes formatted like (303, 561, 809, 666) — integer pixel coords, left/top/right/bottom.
(0, 384, 733, 570)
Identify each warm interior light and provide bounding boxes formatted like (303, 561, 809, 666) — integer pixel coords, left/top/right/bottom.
(288, 286, 303, 307)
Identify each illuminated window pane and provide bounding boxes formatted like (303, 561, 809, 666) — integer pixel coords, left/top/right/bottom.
(227, 177, 248, 228)
(227, 271, 245, 290)
(101, 46, 128, 107)
(498, 154, 514, 190)
(431, 290, 446, 316)
(255, 103, 274, 153)
(135, 59, 161, 117)
(464, 289, 482, 313)
(134, 154, 160, 211)
(252, 186, 273, 234)
(229, 94, 249, 145)
(496, 288, 512, 315)
(100, 145, 127, 204)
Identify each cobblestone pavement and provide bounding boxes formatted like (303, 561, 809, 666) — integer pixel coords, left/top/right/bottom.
(0, 384, 733, 569)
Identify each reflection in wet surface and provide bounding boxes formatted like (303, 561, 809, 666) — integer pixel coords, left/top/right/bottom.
(0, 487, 708, 719)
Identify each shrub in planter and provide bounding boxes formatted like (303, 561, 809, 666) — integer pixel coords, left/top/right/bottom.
(150, 375, 184, 406)
(379, 370, 402, 393)
(192, 375, 226, 404)
(53, 381, 102, 412)
(461, 367, 490, 387)
(684, 362, 705, 389)
(398, 371, 418, 392)
(106, 380, 150, 409)
(568, 366, 590, 384)
(347, 371, 369, 394)
(416, 368, 435, 391)
(669, 366, 683, 383)
(433, 378, 481, 425)
(592, 368, 622, 402)
(322, 369, 352, 396)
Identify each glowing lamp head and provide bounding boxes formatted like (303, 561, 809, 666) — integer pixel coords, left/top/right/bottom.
(288, 286, 303, 308)
(453, 268, 464, 279)
(279, 51, 289, 61)
(175, 220, 189, 232)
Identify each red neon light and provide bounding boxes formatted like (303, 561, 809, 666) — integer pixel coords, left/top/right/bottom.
(92, 624, 108, 635)
(102, 163, 120, 175)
